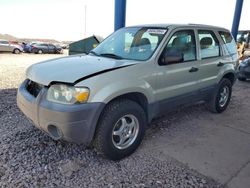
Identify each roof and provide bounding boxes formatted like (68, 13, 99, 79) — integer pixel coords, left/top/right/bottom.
(126, 23, 228, 31)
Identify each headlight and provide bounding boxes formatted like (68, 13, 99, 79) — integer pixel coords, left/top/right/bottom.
(46, 84, 89, 104)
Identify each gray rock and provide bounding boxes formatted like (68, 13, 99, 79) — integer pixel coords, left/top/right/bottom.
(0, 165, 6, 177)
(59, 159, 81, 177)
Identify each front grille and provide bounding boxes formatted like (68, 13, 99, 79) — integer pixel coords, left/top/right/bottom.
(26, 80, 43, 97)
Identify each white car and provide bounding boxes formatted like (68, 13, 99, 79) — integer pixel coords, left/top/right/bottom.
(0, 39, 23, 54)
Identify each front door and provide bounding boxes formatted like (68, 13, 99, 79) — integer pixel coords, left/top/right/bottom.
(155, 29, 200, 111)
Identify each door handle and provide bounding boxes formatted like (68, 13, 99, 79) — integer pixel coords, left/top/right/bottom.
(189, 67, 199, 72)
(217, 62, 224, 67)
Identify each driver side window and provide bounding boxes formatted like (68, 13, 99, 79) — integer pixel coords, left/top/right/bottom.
(159, 30, 196, 65)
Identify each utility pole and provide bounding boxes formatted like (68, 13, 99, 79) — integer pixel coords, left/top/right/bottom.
(231, 0, 244, 40)
(114, 0, 126, 31)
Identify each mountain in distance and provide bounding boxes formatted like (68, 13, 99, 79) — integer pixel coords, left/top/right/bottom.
(0, 33, 72, 44)
(0, 33, 18, 41)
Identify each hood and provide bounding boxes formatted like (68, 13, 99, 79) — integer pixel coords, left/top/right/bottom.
(26, 55, 136, 86)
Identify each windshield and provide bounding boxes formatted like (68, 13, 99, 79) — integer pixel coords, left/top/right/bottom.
(91, 27, 167, 61)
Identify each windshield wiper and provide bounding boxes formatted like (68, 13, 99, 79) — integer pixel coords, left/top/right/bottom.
(99, 53, 123, 60)
(88, 51, 99, 56)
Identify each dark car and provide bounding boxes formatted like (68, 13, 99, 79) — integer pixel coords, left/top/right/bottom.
(31, 43, 63, 54)
(237, 58, 250, 81)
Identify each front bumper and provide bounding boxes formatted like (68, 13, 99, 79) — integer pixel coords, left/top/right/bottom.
(17, 79, 105, 144)
(237, 64, 250, 78)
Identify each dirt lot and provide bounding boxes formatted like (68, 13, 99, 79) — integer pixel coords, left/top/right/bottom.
(0, 52, 250, 187)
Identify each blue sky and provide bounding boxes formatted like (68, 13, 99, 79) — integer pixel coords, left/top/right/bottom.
(0, 0, 249, 41)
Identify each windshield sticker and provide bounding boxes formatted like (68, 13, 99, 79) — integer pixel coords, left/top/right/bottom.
(147, 29, 167, 35)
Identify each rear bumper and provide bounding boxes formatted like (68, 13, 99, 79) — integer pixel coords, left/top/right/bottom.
(17, 80, 105, 144)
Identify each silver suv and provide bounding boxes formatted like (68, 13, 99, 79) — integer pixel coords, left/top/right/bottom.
(17, 24, 237, 160)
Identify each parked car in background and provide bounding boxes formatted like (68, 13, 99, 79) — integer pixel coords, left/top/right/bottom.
(237, 57, 250, 81)
(0, 39, 23, 54)
(31, 43, 63, 54)
(22, 42, 33, 53)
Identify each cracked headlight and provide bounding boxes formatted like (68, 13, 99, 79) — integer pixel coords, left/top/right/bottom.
(46, 84, 89, 104)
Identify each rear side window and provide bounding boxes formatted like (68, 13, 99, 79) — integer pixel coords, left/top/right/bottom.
(219, 31, 237, 56)
(198, 30, 220, 59)
(48, 44, 55, 48)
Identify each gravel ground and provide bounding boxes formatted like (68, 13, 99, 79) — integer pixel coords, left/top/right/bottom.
(0, 53, 226, 187)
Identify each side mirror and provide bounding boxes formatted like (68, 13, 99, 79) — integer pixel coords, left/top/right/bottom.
(159, 50, 184, 65)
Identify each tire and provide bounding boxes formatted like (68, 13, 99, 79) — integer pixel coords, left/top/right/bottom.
(38, 49, 43, 54)
(13, 48, 20, 54)
(94, 99, 147, 160)
(206, 78, 232, 113)
(238, 77, 246, 81)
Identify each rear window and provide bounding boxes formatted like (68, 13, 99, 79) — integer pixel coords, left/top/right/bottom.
(219, 31, 237, 56)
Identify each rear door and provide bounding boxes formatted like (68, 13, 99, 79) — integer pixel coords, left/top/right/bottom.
(44, 44, 49, 53)
(196, 29, 222, 93)
(155, 29, 200, 110)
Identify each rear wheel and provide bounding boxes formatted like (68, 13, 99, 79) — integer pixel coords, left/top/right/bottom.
(38, 49, 43, 54)
(13, 48, 20, 54)
(94, 99, 146, 160)
(206, 78, 232, 113)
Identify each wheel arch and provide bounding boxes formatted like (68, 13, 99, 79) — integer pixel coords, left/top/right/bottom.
(105, 92, 151, 123)
(222, 72, 236, 85)
(12, 48, 20, 53)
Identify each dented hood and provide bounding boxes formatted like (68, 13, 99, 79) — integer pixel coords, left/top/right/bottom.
(26, 54, 135, 86)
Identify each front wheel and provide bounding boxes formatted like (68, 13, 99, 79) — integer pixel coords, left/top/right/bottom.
(13, 48, 21, 54)
(206, 78, 232, 113)
(38, 49, 43, 54)
(94, 99, 146, 160)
